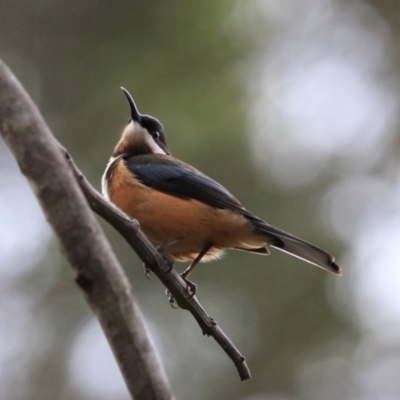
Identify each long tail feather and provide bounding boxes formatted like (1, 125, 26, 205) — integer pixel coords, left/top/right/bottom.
(251, 220, 341, 275)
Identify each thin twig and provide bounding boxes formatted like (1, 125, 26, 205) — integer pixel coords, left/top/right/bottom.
(65, 148, 252, 381)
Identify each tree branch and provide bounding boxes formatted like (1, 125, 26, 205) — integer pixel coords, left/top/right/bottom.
(0, 59, 174, 400)
(65, 150, 251, 381)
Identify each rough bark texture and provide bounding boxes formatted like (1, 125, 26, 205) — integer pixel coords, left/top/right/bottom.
(0, 59, 174, 400)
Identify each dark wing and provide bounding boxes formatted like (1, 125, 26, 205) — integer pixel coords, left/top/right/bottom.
(124, 155, 341, 274)
(124, 154, 253, 216)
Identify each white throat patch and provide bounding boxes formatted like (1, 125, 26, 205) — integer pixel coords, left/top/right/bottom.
(123, 121, 166, 155)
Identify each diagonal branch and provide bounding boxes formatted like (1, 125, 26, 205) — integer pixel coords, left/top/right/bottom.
(0, 58, 174, 400)
(65, 149, 251, 381)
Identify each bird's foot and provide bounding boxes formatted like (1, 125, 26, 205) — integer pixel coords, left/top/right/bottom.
(164, 276, 197, 307)
(181, 276, 197, 299)
(143, 264, 152, 280)
(165, 289, 179, 309)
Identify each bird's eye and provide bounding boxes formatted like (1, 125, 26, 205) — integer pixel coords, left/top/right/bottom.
(153, 131, 160, 140)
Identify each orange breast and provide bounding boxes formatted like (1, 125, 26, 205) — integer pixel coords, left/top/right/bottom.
(107, 160, 267, 261)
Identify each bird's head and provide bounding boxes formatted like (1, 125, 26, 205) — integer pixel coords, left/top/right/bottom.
(113, 87, 170, 157)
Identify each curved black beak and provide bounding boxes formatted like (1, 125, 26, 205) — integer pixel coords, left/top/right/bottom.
(120, 87, 141, 123)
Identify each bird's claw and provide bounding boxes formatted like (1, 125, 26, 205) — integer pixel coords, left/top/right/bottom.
(182, 277, 197, 299)
(165, 289, 179, 309)
(164, 276, 197, 306)
(143, 264, 152, 280)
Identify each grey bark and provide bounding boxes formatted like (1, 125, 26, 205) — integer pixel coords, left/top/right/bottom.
(0, 59, 174, 400)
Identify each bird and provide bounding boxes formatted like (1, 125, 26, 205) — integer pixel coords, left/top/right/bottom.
(102, 87, 341, 294)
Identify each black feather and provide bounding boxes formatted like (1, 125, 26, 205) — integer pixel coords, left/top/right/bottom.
(123, 154, 341, 275)
(124, 154, 247, 213)
(250, 219, 341, 275)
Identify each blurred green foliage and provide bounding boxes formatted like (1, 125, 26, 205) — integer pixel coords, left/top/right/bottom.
(3, 1, 396, 399)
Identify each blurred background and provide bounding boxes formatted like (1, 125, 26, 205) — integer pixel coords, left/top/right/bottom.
(1, 0, 400, 399)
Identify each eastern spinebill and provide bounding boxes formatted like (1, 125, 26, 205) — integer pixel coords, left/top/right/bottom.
(102, 88, 341, 294)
